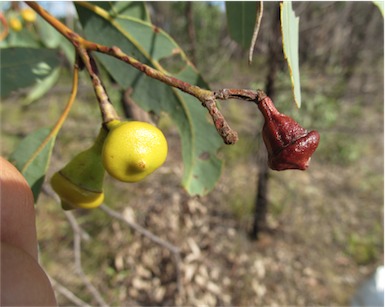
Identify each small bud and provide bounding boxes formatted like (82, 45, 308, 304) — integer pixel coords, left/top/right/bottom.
(9, 17, 22, 32)
(21, 8, 37, 23)
(257, 95, 320, 171)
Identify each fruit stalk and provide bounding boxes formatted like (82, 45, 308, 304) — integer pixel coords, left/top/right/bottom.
(76, 49, 119, 124)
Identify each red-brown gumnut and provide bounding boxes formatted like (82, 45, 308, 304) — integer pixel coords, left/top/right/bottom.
(257, 95, 320, 171)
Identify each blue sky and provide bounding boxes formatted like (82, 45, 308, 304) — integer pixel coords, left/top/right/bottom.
(1, 1, 225, 17)
(0, 1, 76, 17)
(30, 1, 77, 17)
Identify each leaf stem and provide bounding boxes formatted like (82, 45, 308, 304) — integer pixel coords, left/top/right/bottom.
(76, 49, 119, 124)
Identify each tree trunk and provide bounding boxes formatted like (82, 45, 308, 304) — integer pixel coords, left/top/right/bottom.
(250, 3, 282, 240)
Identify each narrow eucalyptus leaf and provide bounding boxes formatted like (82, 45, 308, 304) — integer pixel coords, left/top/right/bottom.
(280, 1, 302, 108)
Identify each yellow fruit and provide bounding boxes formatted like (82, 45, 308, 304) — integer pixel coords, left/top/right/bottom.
(102, 120, 168, 182)
(21, 8, 37, 23)
(51, 127, 108, 210)
(9, 17, 22, 32)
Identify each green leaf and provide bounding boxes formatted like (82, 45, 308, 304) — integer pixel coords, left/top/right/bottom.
(373, 1, 384, 16)
(22, 67, 61, 105)
(0, 27, 41, 48)
(75, 2, 223, 195)
(280, 1, 302, 108)
(94, 1, 151, 21)
(225, 2, 257, 49)
(9, 127, 56, 202)
(35, 12, 75, 63)
(0, 47, 60, 98)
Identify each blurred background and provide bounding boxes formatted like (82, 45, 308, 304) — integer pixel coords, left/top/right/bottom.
(1, 2, 384, 306)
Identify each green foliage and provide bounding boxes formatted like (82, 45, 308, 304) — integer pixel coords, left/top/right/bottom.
(9, 127, 56, 201)
(22, 67, 61, 105)
(280, 1, 302, 108)
(95, 1, 151, 21)
(34, 15, 74, 62)
(225, 2, 257, 50)
(75, 2, 223, 196)
(151, 2, 228, 78)
(1, 6, 73, 102)
(224, 1, 303, 107)
(0, 47, 60, 98)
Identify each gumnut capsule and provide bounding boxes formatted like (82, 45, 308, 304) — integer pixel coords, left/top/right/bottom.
(51, 127, 108, 210)
(257, 93, 320, 171)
